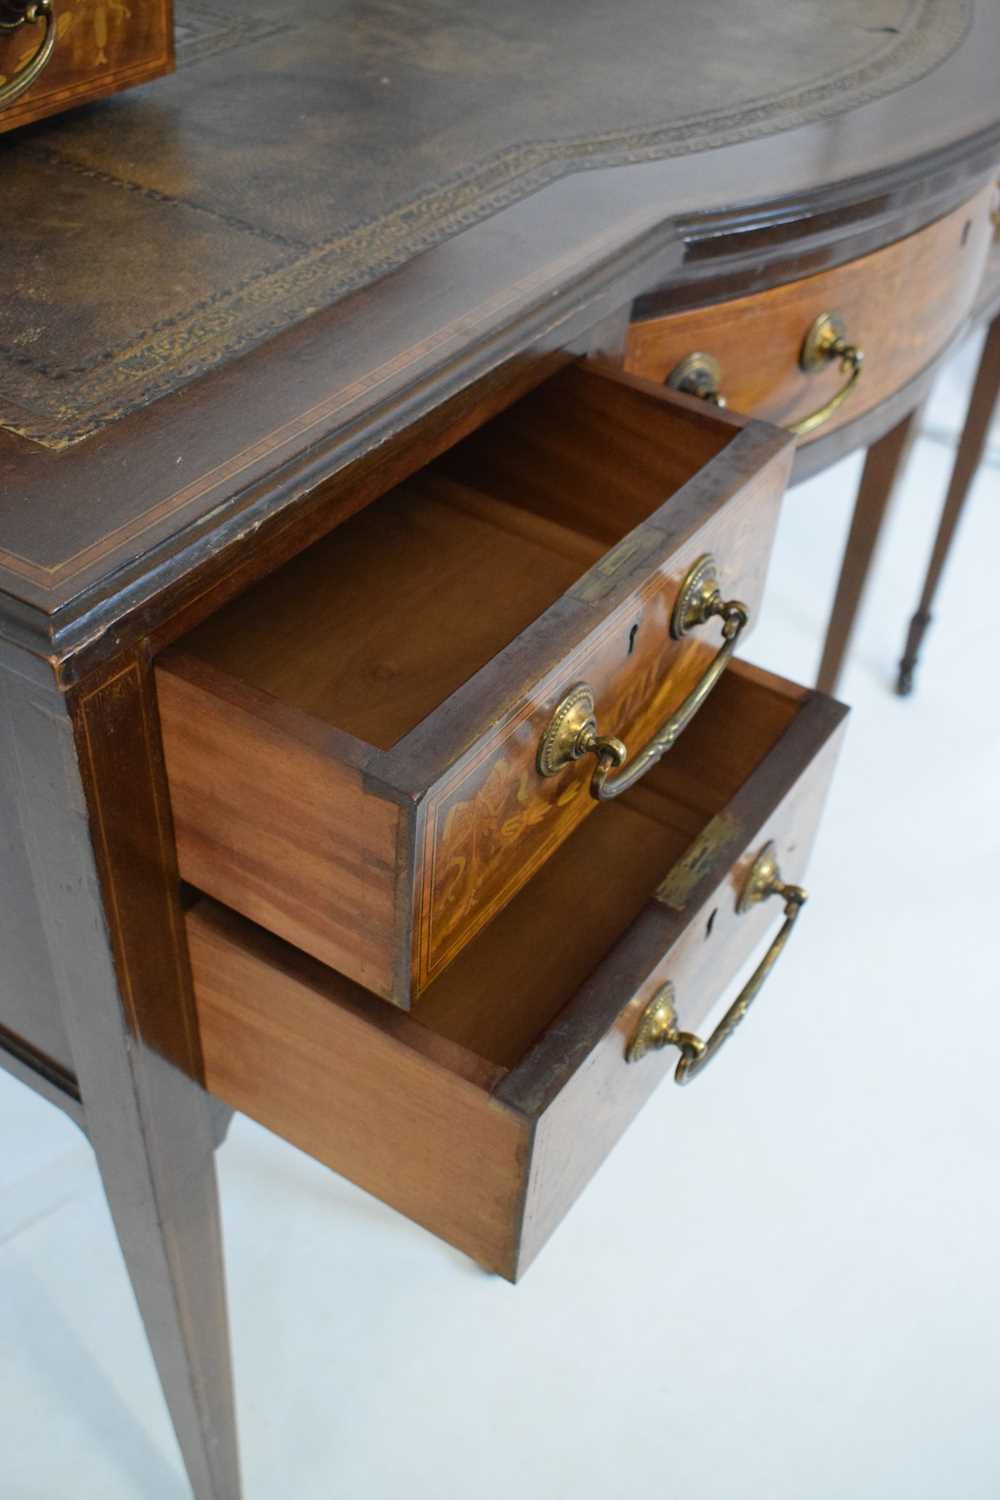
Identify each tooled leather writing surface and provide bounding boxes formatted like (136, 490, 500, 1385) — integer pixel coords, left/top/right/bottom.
(0, 0, 967, 449)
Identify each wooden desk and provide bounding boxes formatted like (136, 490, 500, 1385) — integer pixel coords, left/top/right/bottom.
(2, 4, 999, 1495)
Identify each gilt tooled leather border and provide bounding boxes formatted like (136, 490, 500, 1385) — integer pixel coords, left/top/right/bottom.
(0, 0, 971, 454)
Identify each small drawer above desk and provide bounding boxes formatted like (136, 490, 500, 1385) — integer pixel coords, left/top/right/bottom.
(157, 364, 794, 1008)
(186, 663, 848, 1280)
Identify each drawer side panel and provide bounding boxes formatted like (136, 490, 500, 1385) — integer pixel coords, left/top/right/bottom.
(188, 902, 529, 1278)
(158, 656, 404, 1003)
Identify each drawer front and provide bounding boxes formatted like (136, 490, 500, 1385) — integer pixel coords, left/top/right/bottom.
(0, 0, 172, 133)
(413, 388, 788, 993)
(510, 664, 846, 1269)
(159, 364, 794, 1009)
(624, 188, 995, 440)
(187, 663, 848, 1281)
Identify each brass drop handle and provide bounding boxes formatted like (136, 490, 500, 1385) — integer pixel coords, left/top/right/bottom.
(626, 841, 806, 1081)
(789, 311, 864, 437)
(536, 553, 748, 801)
(0, 0, 55, 109)
(666, 310, 863, 438)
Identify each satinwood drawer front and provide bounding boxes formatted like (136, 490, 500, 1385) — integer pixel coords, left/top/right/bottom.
(186, 662, 848, 1280)
(0, 0, 173, 134)
(624, 188, 996, 440)
(158, 364, 794, 1009)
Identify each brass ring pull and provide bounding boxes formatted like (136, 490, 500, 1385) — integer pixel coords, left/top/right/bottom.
(665, 309, 863, 439)
(536, 553, 748, 801)
(626, 841, 807, 1081)
(0, 0, 55, 110)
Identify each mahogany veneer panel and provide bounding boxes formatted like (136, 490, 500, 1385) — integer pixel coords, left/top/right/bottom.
(625, 189, 996, 439)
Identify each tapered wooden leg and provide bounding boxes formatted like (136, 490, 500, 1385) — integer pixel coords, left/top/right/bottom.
(896, 314, 1000, 695)
(816, 405, 923, 696)
(2, 644, 241, 1500)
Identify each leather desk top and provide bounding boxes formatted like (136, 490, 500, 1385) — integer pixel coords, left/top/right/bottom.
(0, 0, 997, 658)
(1, 0, 969, 449)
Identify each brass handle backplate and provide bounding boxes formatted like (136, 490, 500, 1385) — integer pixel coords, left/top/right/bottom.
(536, 553, 748, 800)
(665, 309, 863, 439)
(626, 841, 807, 1081)
(666, 351, 727, 407)
(0, 0, 55, 109)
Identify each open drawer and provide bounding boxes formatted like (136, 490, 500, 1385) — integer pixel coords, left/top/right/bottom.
(159, 364, 794, 1008)
(186, 662, 847, 1281)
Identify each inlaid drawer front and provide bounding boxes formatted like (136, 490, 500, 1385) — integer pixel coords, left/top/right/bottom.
(157, 364, 794, 1008)
(186, 663, 848, 1280)
(624, 187, 996, 440)
(0, 0, 173, 133)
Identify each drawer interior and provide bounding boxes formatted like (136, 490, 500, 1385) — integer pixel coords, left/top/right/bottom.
(194, 665, 800, 1080)
(178, 368, 737, 751)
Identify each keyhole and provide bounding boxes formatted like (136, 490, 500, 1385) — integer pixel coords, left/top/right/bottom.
(705, 908, 718, 940)
(627, 622, 639, 656)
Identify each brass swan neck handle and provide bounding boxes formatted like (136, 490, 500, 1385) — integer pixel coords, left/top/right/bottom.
(0, 0, 56, 111)
(667, 310, 863, 439)
(626, 842, 807, 1081)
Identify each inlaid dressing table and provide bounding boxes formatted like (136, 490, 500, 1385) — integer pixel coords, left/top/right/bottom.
(3, 4, 1000, 1496)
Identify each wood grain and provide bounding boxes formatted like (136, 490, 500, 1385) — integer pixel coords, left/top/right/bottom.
(156, 651, 405, 1002)
(0, 0, 172, 134)
(174, 474, 589, 751)
(158, 365, 793, 1007)
(188, 661, 848, 1280)
(188, 900, 528, 1278)
(625, 189, 995, 439)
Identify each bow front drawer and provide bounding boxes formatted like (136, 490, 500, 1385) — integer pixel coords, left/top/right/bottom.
(625, 188, 996, 441)
(157, 363, 794, 1008)
(185, 663, 847, 1280)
